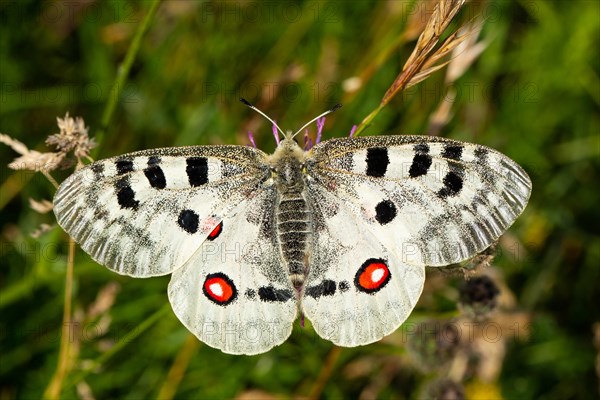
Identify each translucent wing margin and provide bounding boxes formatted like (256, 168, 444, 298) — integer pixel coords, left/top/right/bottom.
(53, 145, 270, 277)
(307, 135, 532, 266)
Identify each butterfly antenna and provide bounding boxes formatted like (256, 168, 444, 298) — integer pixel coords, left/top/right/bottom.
(240, 98, 286, 139)
(291, 103, 342, 140)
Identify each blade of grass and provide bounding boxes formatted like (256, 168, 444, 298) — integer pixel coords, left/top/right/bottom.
(307, 346, 342, 400)
(94, 0, 163, 150)
(43, 238, 75, 400)
(64, 304, 171, 391)
(156, 333, 200, 400)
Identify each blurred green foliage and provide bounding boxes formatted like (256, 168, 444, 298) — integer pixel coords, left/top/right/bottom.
(1, 1, 598, 399)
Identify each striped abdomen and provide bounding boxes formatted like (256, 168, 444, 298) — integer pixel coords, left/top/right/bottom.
(276, 192, 310, 290)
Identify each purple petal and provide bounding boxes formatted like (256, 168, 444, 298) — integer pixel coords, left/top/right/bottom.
(272, 122, 280, 144)
(349, 125, 357, 137)
(247, 131, 257, 148)
(316, 117, 326, 144)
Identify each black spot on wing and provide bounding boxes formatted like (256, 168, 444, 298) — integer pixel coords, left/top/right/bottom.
(442, 144, 463, 160)
(414, 143, 430, 153)
(305, 280, 337, 299)
(91, 162, 104, 177)
(258, 286, 294, 302)
(115, 177, 139, 209)
(474, 147, 488, 162)
(375, 199, 397, 225)
(116, 159, 134, 175)
(409, 154, 432, 178)
(366, 147, 389, 177)
(339, 281, 350, 292)
(186, 157, 208, 187)
(144, 158, 166, 189)
(245, 289, 256, 299)
(178, 209, 199, 234)
(438, 170, 464, 198)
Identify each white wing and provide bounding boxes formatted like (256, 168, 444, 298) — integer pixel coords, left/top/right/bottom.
(302, 184, 424, 346)
(167, 187, 297, 355)
(307, 135, 531, 266)
(53, 145, 270, 277)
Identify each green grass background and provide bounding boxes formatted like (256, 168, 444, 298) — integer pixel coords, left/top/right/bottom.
(1, 1, 599, 399)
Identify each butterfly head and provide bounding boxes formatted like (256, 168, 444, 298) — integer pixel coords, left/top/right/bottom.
(240, 98, 342, 151)
(269, 138, 305, 189)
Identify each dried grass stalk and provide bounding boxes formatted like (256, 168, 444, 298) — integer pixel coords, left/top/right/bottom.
(427, 19, 488, 135)
(29, 198, 54, 214)
(382, 0, 467, 103)
(354, 0, 476, 136)
(30, 223, 54, 239)
(0, 134, 63, 172)
(1, 113, 95, 175)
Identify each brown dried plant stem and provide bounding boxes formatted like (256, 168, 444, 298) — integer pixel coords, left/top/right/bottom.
(352, 65, 420, 137)
(353, 0, 466, 136)
(43, 238, 75, 400)
(307, 346, 342, 400)
(42, 171, 59, 189)
(43, 1, 163, 397)
(156, 334, 200, 400)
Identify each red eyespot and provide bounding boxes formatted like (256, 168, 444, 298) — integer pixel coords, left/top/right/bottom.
(203, 273, 237, 305)
(355, 259, 391, 293)
(207, 221, 223, 241)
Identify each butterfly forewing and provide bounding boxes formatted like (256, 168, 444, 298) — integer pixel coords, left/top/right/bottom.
(53, 145, 270, 277)
(307, 135, 531, 266)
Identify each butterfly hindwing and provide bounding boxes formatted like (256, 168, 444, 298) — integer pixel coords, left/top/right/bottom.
(53, 145, 269, 277)
(167, 187, 298, 355)
(307, 135, 531, 266)
(302, 183, 425, 346)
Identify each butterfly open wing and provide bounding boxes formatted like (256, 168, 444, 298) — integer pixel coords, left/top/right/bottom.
(53, 131, 532, 354)
(53, 145, 270, 277)
(307, 135, 532, 267)
(301, 135, 531, 347)
(302, 184, 425, 346)
(167, 187, 297, 355)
